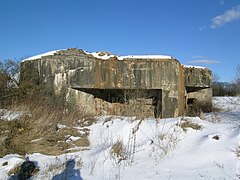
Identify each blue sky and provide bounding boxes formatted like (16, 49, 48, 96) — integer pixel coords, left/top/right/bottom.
(1, 0, 240, 82)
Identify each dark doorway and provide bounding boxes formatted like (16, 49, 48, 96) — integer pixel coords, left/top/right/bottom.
(72, 87, 162, 118)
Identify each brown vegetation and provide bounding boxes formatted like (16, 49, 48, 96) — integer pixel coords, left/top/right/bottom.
(0, 60, 95, 157)
(0, 99, 95, 157)
(186, 100, 213, 117)
(178, 118, 202, 132)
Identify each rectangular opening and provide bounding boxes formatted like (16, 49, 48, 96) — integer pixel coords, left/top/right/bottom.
(72, 88, 162, 118)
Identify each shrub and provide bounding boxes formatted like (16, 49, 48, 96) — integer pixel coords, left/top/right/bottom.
(0, 88, 95, 157)
(178, 118, 202, 132)
(186, 100, 213, 117)
(0, 60, 20, 107)
(0, 59, 95, 157)
(111, 140, 124, 158)
(236, 145, 240, 157)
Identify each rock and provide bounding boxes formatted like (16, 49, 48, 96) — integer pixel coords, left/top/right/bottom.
(18, 161, 36, 180)
(2, 161, 8, 166)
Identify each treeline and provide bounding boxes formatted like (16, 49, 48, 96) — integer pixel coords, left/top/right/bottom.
(212, 65, 240, 96)
(212, 81, 240, 96)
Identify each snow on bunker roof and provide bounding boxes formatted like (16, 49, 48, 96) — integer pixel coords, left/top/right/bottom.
(22, 50, 63, 62)
(22, 49, 174, 62)
(184, 65, 208, 69)
(118, 55, 173, 60)
(84, 50, 173, 60)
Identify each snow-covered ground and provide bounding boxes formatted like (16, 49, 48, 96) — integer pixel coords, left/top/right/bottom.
(0, 97, 239, 179)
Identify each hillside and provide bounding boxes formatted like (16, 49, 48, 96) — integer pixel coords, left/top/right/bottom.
(0, 97, 239, 179)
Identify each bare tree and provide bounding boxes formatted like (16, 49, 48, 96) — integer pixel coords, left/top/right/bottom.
(0, 59, 20, 107)
(0, 59, 20, 87)
(235, 65, 240, 81)
(212, 71, 238, 96)
(235, 65, 240, 95)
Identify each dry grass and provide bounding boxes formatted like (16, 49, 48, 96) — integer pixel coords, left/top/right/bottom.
(110, 140, 126, 164)
(186, 101, 213, 117)
(178, 118, 202, 132)
(74, 138, 89, 147)
(111, 140, 123, 158)
(0, 97, 95, 157)
(0, 69, 96, 157)
(8, 163, 22, 176)
(236, 145, 240, 157)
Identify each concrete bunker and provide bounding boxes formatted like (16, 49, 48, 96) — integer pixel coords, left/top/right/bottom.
(20, 48, 212, 118)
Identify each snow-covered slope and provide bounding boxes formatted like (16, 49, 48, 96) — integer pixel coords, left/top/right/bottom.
(0, 97, 239, 179)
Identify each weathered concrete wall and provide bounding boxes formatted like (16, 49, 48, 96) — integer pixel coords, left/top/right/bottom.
(187, 88, 212, 103)
(177, 64, 186, 117)
(21, 49, 181, 89)
(66, 88, 96, 115)
(20, 48, 212, 118)
(184, 66, 212, 109)
(94, 98, 154, 117)
(184, 67, 212, 89)
(71, 59, 179, 90)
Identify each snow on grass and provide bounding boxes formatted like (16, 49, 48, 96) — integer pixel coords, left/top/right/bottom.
(0, 97, 240, 179)
(0, 154, 24, 180)
(0, 109, 23, 121)
(206, 96, 240, 124)
(154, 117, 239, 179)
(67, 136, 81, 142)
(213, 96, 240, 112)
(57, 123, 67, 129)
